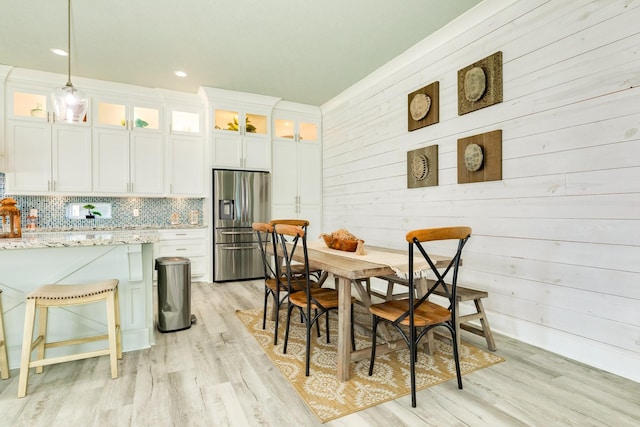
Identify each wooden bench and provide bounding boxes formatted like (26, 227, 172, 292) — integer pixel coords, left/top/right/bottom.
(373, 275, 497, 351)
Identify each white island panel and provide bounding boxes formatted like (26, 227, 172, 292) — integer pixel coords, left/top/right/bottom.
(0, 242, 155, 370)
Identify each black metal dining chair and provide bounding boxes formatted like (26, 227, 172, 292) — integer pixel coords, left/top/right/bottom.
(269, 219, 324, 283)
(253, 222, 305, 345)
(275, 223, 356, 376)
(368, 226, 471, 407)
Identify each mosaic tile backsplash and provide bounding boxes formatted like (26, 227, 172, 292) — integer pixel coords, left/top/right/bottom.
(0, 173, 205, 230)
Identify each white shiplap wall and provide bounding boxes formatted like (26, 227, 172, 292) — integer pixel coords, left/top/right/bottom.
(321, 0, 640, 382)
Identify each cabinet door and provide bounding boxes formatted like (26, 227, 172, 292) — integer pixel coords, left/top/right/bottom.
(298, 141, 322, 206)
(271, 139, 298, 205)
(244, 133, 270, 170)
(6, 120, 52, 192)
(92, 128, 130, 193)
(52, 125, 92, 193)
(298, 203, 322, 239)
(212, 133, 242, 168)
(130, 133, 164, 195)
(168, 135, 205, 196)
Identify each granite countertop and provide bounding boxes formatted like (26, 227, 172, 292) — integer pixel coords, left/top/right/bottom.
(0, 230, 159, 250)
(0, 225, 209, 250)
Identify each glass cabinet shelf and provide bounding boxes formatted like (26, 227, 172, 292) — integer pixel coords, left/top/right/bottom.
(97, 102, 159, 129)
(274, 119, 318, 141)
(13, 92, 48, 118)
(214, 109, 267, 134)
(171, 110, 200, 133)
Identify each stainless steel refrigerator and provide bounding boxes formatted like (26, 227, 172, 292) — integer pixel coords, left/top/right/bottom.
(212, 169, 270, 282)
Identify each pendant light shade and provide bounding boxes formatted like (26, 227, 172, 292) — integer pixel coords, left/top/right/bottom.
(51, 0, 88, 123)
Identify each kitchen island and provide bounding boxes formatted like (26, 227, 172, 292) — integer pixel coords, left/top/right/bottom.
(0, 230, 158, 370)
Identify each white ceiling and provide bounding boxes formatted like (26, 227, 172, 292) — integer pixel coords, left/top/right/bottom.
(0, 0, 482, 106)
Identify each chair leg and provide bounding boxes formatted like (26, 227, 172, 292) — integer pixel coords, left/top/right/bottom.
(410, 326, 417, 408)
(315, 309, 321, 338)
(368, 315, 379, 376)
(305, 309, 312, 377)
(454, 301, 461, 356)
(451, 324, 463, 390)
(115, 287, 122, 359)
(283, 304, 294, 354)
(325, 310, 330, 343)
(262, 288, 269, 331)
(18, 299, 37, 398)
(35, 306, 47, 374)
(0, 296, 9, 380)
(106, 290, 119, 379)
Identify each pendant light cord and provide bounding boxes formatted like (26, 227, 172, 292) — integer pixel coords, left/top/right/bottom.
(66, 0, 72, 86)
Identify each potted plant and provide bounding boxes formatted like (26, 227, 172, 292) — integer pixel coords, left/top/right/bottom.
(83, 204, 102, 219)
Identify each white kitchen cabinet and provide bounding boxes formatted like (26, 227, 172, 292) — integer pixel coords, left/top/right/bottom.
(92, 97, 164, 195)
(167, 134, 205, 196)
(157, 228, 208, 278)
(163, 102, 206, 197)
(0, 65, 12, 173)
(199, 87, 280, 170)
(271, 102, 323, 238)
(5, 87, 92, 194)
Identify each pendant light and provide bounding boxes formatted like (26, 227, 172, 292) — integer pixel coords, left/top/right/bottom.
(51, 0, 88, 123)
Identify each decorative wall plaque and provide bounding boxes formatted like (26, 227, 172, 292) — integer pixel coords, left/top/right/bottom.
(457, 130, 502, 184)
(458, 51, 503, 115)
(407, 145, 438, 188)
(408, 81, 439, 132)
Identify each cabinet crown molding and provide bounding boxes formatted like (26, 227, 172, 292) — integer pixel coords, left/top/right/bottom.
(198, 86, 281, 108)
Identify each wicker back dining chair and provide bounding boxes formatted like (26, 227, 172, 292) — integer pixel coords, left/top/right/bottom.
(274, 223, 355, 376)
(368, 226, 471, 407)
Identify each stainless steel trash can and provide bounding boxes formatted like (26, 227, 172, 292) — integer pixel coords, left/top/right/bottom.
(155, 256, 194, 332)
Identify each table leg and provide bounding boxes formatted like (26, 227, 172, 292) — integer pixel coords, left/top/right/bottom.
(337, 276, 351, 381)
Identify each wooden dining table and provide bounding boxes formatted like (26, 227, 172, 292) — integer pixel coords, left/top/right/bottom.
(273, 241, 453, 381)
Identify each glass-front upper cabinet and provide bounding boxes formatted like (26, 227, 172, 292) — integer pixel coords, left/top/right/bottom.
(93, 98, 161, 131)
(274, 118, 318, 142)
(170, 109, 201, 135)
(214, 109, 268, 135)
(9, 87, 89, 123)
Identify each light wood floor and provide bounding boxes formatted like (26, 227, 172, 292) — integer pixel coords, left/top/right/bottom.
(1, 280, 638, 427)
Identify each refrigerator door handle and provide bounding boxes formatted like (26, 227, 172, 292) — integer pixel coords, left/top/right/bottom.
(220, 230, 255, 235)
(221, 245, 259, 250)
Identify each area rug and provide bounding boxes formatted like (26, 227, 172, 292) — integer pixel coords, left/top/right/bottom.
(236, 305, 504, 423)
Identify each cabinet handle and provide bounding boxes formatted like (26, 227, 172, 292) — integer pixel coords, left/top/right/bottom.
(175, 233, 188, 236)
(47, 180, 51, 191)
(53, 180, 56, 191)
(176, 248, 187, 251)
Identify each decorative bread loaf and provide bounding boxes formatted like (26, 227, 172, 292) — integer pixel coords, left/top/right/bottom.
(320, 229, 365, 255)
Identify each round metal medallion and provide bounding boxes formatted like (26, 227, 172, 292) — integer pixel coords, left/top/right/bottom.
(464, 143, 484, 172)
(409, 93, 431, 121)
(464, 67, 487, 102)
(411, 154, 429, 181)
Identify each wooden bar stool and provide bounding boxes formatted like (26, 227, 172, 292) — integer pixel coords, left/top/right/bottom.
(0, 289, 9, 379)
(18, 279, 122, 398)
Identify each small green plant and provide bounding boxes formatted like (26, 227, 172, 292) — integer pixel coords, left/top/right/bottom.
(227, 116, 257, 133)
(83, 204, 102, 219)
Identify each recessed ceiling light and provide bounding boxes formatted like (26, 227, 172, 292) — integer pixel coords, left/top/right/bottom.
(175, 71, 187, 77)
(50, 48, 68, 56)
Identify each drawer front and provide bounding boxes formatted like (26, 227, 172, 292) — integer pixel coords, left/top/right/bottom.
(158, 228, 206, 240)
(158, 240, 206, 257)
